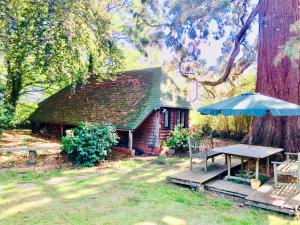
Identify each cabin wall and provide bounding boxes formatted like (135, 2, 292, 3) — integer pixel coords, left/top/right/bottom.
(31, 107, 190, 155)
(32, 122, 70, 138)
(116, 130, 129, 148)
(132, 108, 190, 154)
(133, 110, 159, 153)
(159, 108, 190, 144)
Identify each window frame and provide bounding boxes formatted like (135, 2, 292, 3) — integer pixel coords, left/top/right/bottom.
(163, 108, 171, 129)
(177, 109, 188, 128)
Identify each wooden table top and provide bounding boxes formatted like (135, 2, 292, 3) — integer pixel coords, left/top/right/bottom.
(213, 144, 284, 159)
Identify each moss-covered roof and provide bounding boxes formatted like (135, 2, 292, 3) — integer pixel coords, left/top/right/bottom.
(29, 67, 191, 130)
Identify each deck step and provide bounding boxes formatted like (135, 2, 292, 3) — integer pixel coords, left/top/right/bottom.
(204, 180, 254, 199)
(168, 157, 241, 187)
(245, 180, 300, 215)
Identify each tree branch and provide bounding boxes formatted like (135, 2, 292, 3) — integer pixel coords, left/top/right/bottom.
(199, 1, 261, 86)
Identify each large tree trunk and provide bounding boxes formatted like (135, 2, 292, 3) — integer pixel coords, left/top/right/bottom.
(252, 0, 300, 152)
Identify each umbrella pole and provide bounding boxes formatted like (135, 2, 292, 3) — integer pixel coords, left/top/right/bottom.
(248, 116, 253, 148)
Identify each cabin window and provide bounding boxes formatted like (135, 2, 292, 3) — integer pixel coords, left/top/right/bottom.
(177, 110, 188, 128)
(164, 109, 170, 129)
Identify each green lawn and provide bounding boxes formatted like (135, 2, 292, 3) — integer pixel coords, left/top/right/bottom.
(0, 157, 298, 225)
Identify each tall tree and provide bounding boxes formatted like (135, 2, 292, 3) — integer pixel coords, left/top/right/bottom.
(252, 0, 300, 152)
(0, 0, 122, 111)
(128, 0, 300, 152)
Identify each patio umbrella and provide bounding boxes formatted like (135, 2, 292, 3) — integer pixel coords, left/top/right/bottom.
(197, 92, 300, 145)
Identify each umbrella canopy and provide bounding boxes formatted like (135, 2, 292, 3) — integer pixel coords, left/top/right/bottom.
(198, 93, 300, 117)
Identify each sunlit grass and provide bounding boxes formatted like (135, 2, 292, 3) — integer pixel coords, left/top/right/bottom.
(0, 159, 297, 225)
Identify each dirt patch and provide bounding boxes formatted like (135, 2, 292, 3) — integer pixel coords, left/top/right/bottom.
(0, 129, 71, 171)
(16, 183, 36, 188)
(0, 152, 74, 171)
(0, 129, 61, 149)
(45, 177, 69, 185)
(73, 175, 90, 180)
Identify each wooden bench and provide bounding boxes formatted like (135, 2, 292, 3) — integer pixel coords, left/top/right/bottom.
(0, 146, 53, 164)
(188, 137, 223, 172)
(272, 152, 300, 190)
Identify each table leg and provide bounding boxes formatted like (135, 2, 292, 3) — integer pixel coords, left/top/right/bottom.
(266, 156, 270, 176)
(227, 155, 231, 176)
(247, 159, 250, 172)
(241, 157, 244, 171)
(255, 158, 259, 180)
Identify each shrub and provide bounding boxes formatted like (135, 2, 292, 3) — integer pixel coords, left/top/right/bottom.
(61, 123, 119, 167)
(164, 126, 203, 154)
(0, 103, 14, 138)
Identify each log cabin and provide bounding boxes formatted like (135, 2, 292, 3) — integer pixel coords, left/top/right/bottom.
(29, 67, 191, 154)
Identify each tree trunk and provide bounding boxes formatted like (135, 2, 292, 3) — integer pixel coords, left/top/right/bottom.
(252, 0, 300, 152)
(4, 60, 22, 111)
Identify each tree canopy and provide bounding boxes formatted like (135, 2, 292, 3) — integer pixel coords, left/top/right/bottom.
(0, 0, 123, 110)
(125, 0, 259, 88)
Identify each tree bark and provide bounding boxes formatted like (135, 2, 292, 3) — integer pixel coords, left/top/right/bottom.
(4, 60, 22, 111)
(252, 0, 300, 152)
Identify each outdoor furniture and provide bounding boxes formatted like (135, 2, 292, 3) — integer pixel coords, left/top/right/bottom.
(273, 152, 300, 190)
(213, 144, 284, 183)
(0, 146, 55, 164)
(188, 137, 222, 172)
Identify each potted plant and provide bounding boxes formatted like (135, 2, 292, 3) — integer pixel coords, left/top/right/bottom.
(251, 179, 261, 190)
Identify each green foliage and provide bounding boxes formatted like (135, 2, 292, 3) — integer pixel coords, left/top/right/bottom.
(13, 103, 38, 128)
(164, 125, 202, 154)
(61, 123, 119, 167)
(0, 0, 123, 109)
(125, 0, 257, 80)
(0, 95, 14, 137)
(275, 20, 300, 66)
(164, 126, 189, 154)
(0, 106, 14, 137)
(190, 73, 256, 140)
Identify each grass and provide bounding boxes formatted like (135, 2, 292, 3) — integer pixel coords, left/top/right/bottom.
(0, 158, 298, 225)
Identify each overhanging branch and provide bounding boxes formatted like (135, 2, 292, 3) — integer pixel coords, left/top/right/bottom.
(199, 1, 261, 86)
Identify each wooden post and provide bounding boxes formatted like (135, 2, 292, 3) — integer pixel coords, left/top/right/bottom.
(155, 111, 160, 148)
(274, 163, 278, 187)
(297, 153, 300, 191)
(247, 159, 251, 172)
(128, 131, 134, 156)
(28, 150, 37, 164)
(204, 151, 208, 172)
(255, 158, 259, 180)
(266, 156, 270, 176)
(227, 155, 231, 176)
(241, 157, 244, 171)
(188, 138, 193, 170)
(60, 125, 64, 136)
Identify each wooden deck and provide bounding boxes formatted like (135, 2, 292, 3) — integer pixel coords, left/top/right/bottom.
(205, 180, 254, 199)
(246, 180, 300, 215)
(167, 157, 241, 187)
(167, 156, 300, 215)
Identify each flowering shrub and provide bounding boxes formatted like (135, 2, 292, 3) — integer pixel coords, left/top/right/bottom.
(164, 126, 203, 154)
(61, 123, 119, 167)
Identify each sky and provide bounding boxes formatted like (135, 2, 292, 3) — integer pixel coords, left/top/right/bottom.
(119, 0, 260, 69)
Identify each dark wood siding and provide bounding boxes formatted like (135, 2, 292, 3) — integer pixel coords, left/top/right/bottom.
(33, 107, 190, 155)
(159, 108, 189, 144)
(133, 110, 159, 153)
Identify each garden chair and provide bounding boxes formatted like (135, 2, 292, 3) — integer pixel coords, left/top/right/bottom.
(272, 152, 300, 190)
(188, 136, 222, 172)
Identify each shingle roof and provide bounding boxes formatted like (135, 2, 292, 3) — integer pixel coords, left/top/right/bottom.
(29, 67, 191, 130)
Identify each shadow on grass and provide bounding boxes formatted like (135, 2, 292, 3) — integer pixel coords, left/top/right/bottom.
(0, 157, 294, 225)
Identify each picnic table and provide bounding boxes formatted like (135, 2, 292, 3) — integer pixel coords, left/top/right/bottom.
(213, 144, 284, 182)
